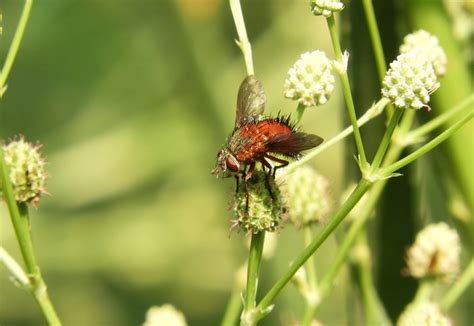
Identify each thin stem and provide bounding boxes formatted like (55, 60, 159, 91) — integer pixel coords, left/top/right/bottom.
(441, 259, 474, 312)
(254, 179, 372, 321)
(0, 0, 34, 94)
(380, 110, 473, 177)
(285, 98, 389, 174)
(412, 279, 434, 305)
(300, 227, 319, 326)
(0, 147, 61, 325)
(407, 94, 474, 141)
(326, 15, 368, 171)
(360, 0, 394, 121)
(370, 108, 404, 171)
(242, 231, 265, 325)
(222, 284, 243, 326)
(0, 246, 29, 287)
(229, 0, 254, 76)
(295, 103, 307, 125)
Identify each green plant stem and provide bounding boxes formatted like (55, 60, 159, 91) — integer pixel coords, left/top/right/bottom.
(222, 283, 243, 326)
(0, 0, 33, 94)
(441, 259, 474, 312)
(370, 108, 404, 172)
(295, 103, 307, 125)
(299, 227, 319, 326)
(242, 231, 265, 325)
(326, 15, 368, 171)
(412, 279, 434, 305)
(318, 109, 416, 301)
(0, 246, 29, 287)
(285, 98, 389, 174)
(229, 0, 254, 76)
(254, 179, 372, 322)
(380, 110, 473, 177)
(407, 94, 474, 141)
(361, 0, 393, 120)
(0, 147, 61, 325)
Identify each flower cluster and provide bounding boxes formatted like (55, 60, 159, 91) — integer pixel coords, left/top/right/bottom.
(397, 302, 452, 326)
(143, 304, 187, 326)
(310, 0, 344, 17)
(284, 51, 335, 107)
(233, 171, 285, 233)
(405, 222, 460, 282)
(1, 137, 47, 205)
(399, 30, 447, 77)
(283, 166, 332, 226)
(382, 51, 439, 110)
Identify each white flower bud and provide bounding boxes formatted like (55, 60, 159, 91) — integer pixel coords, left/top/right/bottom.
(382, 52, 440, 110)
(143, 304, 187, 326)
(400, 30, 447, 77)
(284, 51, 336, 107)
(283, 166, 332, 226)
(406, 223, 460, 282)
(397, 302, 452, 326)
(310, 0, 344, 17)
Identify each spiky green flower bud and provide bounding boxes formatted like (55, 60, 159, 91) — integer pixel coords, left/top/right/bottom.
(143, 304, 187, 326)
(405, 223, 460, 282)
(233, 171, 284, 233)
(1, 137, 47, 205)
(283, 166, 332, 227)
(310, 0, 344, 17)
(284, 51, 335, 107)
(397, 302, 452, 326)
(382, 52, 440, 110)
(400, 30, 447, 77)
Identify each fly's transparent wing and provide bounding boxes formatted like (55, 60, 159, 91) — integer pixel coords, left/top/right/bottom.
(235, 75, 266, 127)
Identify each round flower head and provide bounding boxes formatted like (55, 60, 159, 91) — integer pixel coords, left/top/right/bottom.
(283, 166, 332, 226)
(143, 304, 187, 326)
(382, 52, 440, 110)
(400, 30, 447, 77)
(284, 51, 335, 107)
(405, 222, 460, 282)
(310, 0, 344, 17)
(1, 137, 47, 205)
(233, 170, 285, 233)
(397, 302, 452, 326)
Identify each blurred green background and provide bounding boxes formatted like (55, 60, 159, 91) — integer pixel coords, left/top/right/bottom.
(0, 0, 472, 325)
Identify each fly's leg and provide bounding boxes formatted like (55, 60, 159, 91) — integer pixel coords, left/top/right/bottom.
(234, 175, 240, 193)
(264, 154, 289, 178)
(243, 162, 256, 213)
(260, 158, 275, 201)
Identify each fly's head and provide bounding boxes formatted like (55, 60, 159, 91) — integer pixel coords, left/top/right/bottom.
(212, 148, 240, 178)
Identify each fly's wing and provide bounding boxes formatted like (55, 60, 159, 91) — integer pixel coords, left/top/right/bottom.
(266, 132, 323, 158)
(235, 75, 266, 127)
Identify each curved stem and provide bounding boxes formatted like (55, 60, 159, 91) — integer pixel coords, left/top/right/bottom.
(0, 147, 61, 325)
(229, 0, 254, 76)
(380, 110, 473, 177)
(0, 246, 29, 287)
(295, 103, 307, 125)
(441, 259, 474, 312)
(0, 0, 33, 94)
(222, 283, 243, 326)
(254, 179, 372, 321)
(299, 227, 319, 326)
(326, 15, 368, 171)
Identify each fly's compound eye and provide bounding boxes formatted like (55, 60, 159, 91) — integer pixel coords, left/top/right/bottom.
(225, 156, 239, 172)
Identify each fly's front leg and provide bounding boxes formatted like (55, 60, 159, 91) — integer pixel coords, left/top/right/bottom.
(234, 175, 240, 193)
(243, 163, 255, 213)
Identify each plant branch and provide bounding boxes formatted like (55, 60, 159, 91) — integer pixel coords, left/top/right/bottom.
(441, 259, 474, 312)
(0, 246, 29, 287)
(222, 282, 243, 326)
(229, 0, 254, 76)
(254, 179, 372, 322)
(0, 0, 33, 96)
(299, 226, 319, 326)
(326, 15, 368, 171)
(285, 98, 389, 174)
(380, 110, 473, 177)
